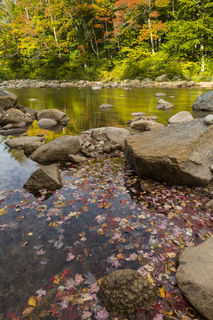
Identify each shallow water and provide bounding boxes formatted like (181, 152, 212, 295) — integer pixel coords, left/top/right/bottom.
(0, 87, 206, 191)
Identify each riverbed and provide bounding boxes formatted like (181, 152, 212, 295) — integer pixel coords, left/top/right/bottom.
(0, 87, 211, 320)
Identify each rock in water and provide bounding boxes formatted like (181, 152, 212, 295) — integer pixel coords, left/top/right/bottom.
(5, 136, 45, 155)
(37, 109, 69, 124)
(125, 119, 213, 186)
(30, 135, 81, 163)
(0, 89, 17, 109)
(99, 269, 157, 315)
(192, 91, 213, 111)
(37, 118, 57, 129)
(98, 104, 113, 109)
(131, 119, 164, 131)
(156, 99, 173, 110)
(168, 111, 193, 124)
(24, 164, 63, 194)
(176, 237, 213, 320)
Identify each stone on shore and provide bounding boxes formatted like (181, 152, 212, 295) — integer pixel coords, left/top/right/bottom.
(37, 109, 69, 124)
(99, 269, 157, 315)
(192, 91, 213, 111)
(125, 119, 213, 186)
(204, 115, 213, 125)
(0, 108, 33, 125)
(68, 154, 87, 163)
(30, 135, 81, 163)
(156, 99, 173, 110)
(176, 237, 213, 320)
(0, 89, 17, 109)
(5, 136, 45, 155)
(24, 164, 63, 194)
(168, 111, 193, 124)
(131, 119, 164, 131)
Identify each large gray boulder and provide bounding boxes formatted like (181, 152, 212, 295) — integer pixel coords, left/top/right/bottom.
(168, 111, 193, 124)
(37, 109, 69, 124)
(30, 135, 81, 163)
(0, 89, 17, 109)
(99, 269, 157, 315)
(192, 91, 213, 111)
(0, 108, 33, 125)
(176, 237, 213, 320)
(5, 136, 45, 155)
(24, 164, 63, 194)
(125, 119, 213, 186)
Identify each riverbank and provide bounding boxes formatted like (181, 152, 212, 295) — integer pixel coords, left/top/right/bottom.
(1, 79, 213, 90)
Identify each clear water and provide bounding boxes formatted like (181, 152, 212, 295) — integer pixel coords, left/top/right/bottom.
(0, 87, 206, 191)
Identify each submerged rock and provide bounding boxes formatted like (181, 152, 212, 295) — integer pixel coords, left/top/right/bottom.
(192, 91, 213, 111)
(98, 104, 113, 109)
(99, 269, 157, 315)
(30, 135, 81, 163)
(0, 89, 17, 109)
(24, 164, 63, 195)
(125, 119, 213, 186)
(155, 92, 166, 97)
(176, 237, 213, 320)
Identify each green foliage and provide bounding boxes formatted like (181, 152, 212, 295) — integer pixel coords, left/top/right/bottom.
(0, 0, 213, 80)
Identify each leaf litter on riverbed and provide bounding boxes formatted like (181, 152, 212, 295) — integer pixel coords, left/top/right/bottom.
(0, 152, 212, 320)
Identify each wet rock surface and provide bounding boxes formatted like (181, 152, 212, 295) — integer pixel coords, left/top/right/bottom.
(99, 269, 157, 315)
(176, 237, 213, 320)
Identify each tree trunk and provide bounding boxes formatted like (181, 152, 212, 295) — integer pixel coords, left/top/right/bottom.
(148, 18, 155, 54)
(200, 40, 205, 72)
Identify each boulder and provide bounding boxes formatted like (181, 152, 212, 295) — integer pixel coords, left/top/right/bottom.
(204, 115, 213, 125)
(0, 108, 33, 125)
(30, 135, 81, 163)
(0, 89, 17, 109)
(156, 99, 173, 110)
(176, 237, 213, 320)
(192, 91, 213, 111)
(99, 269, 157, 315)
(0, 128, 27, 136)
(168, 111, 193, 124)
(37, 109, 69, 124)
(24, 164, 63, 194)
(98, 104, 113, 109)
(37, 118, 57, 129)
(124, 119, 213, 186)
(5, 136, 44, 155)
(15, 105, 37, 119)
(131, 119, 164, 131)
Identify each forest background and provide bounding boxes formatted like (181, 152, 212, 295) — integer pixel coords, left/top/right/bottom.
(0, 0, 213, 81)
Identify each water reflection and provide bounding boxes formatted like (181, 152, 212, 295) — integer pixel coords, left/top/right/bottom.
(0, 87, 206, 191)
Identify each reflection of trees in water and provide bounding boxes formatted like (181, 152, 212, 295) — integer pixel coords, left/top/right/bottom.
(8, 148, 26, 163)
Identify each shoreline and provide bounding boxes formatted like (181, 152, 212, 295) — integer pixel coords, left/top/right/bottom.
(0, 79, 213, 90)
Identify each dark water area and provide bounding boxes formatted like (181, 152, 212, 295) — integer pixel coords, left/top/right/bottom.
(0, 87, 211, 319)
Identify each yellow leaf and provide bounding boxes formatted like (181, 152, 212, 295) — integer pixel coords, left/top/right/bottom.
(27, 232, 33, 236)
(159, 285, 166, 298)
(28, 296, 36, 307)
